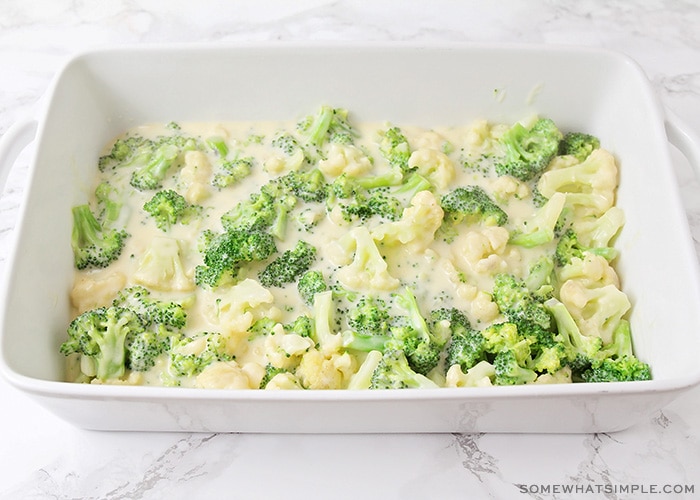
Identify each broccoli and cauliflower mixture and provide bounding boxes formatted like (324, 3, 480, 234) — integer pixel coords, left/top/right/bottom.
(61, 105, 652, 389)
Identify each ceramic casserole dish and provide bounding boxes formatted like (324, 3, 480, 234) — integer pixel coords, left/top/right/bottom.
(1, 43, 700, 433)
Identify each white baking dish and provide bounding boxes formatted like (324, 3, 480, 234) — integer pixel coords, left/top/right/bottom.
(1, 43, 700, 433)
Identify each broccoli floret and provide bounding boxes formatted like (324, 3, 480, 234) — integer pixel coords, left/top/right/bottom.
(509, 192, 566, 248)
(297, 270, 328, 306)
(298, 105, 359, 148)
(493, 348, 537, 385)
(496, 117, 563, 181)
(206, 136, 229, 158)
(492, 274, 552, 331)
(559, 132, 600, 162)
(71, 204, 128, 270)
(60, 306, 143, 381)
(125, 326, 171, 372)
(328, 174, 406, 223)
(369, 349, 439, 389)
(98, 135, 154, 172)
(130, 136, 199, 191)
(378, 126, 412, 174)
(143, 189, 201, 231)
(168, 332, 233, 378)
(221, 181, 297, 240)
(195, 229, 277, 289)
(112, 285, 187, 330)
(581, 356, 651, 383)
(555, 227, 619, 266)
(258, 240, 317, 288)
(212, 157, 253, 188)
(342, 296, 393, 352)
(278, 168, 329, 203)
(247, 317, 279, 339)
(439, 186, 508, 240)
(285, 315, 314, 338)
(387, 287, 448, 376)
(94, 181, 125, 227)
(544, 297, 604, 376)
(437, 308, 486, 373)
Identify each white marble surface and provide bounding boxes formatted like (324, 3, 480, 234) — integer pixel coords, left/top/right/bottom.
(1, 1, 700, 498)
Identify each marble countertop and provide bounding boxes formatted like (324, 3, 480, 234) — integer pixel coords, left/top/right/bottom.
(1, 1, 699, 498)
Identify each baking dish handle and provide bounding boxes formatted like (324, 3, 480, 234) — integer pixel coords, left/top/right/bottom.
(665, 113, 700, 181)
(0, 118, 38, 195)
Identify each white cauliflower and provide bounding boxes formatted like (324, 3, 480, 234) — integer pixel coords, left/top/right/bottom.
(333, 226, 400, 292)
(195, 361, 253, 389)
(372, 191, 444, 251)
(407, 147, 455, 190)
(296, 349, 358, 390)
(318, 143, 373, 178)
(452, 225, 512, 275)
(207, 278, 276, 336)
(445, 361, 495, 388)
(133, 237, 195, 292)
(70, 271, 126, 313)
(180, 150, 212, 204)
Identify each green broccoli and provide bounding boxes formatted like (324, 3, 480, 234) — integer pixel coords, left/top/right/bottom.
(439, 186, 508, 240)
(125, 326, 172, 372)
(130, 140, 195, 191)
(491, 273, 552, 331)
(285, 315, 315, 338)
(212, 157, 253, 188)
(369, 349, 439, 389)
(277, 168, 329, 203)
(194, 229, 277, 289)
(112, 285, 187, 330)
(342, 296, 393, 352)
(436, 308, 485, 373)
(555, 227, 619, 266)
(297, 270, 328, 306)
(206, 136, 229, 158)
(386, 287, 449, 376)
(581, 356, 651, 383)
(60, 306, 143, 381)
(378, 126, 412, 174)
(221, 180, 297, 240)
(559, 132, 600, 162)
(143, 189, 201, 231)
(496, 118, 563, 181)
(94, 181, 125, 227)
(258, 240, 317, 288)
(493, 348, 538, 385)
(71, 204, 128, 270)
(298, 105, 359, 148)
(168, 332, 233, 378)
(98, 135, 154, 172)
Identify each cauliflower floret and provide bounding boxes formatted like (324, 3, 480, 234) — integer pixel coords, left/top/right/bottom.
(207, 278, 276, 336)
(264, 331, 315, 370)
(180, 150, 212, 204)
(133, 237, 195, 292)
(266, 372, 304, 390)
(195, 360, 253, 389)
(333, 226, 400, 292)
(318, 143, 373, 178)
(537, 148, 618, 217)
(296, 349, 358, 390)
(470, 290, 501, 324)
(452, 226, 511, 275)
(465, 119, 491, 148)
(490, 175, 531, 203)
(559, 279, 631, 344)
(372, 191, 444, 251)
(533, 366, 573, 384)
(445, 361, 495, 388)
(558, 252, 620, 288)
(407, 148, 455, 190)
(414, 130, 450, 151)
(70, 271, 126, 313)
